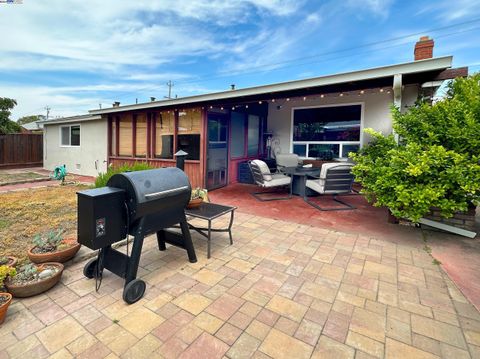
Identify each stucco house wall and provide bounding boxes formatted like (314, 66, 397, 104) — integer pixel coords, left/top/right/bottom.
(267, 85, 419, 155)
(43, 119, 108, 177)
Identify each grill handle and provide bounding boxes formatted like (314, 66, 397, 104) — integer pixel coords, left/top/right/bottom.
(144, 186, 190, 200)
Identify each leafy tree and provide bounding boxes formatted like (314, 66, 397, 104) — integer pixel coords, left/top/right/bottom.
(17, 114, 45, 125)
(351, 74, 480, 222)
(0, 97, 21, 134)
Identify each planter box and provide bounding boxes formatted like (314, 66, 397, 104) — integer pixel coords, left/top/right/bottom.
(424, 205, 477, 233)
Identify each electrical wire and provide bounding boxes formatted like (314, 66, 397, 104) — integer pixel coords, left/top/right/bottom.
(105, 18, 480, 102)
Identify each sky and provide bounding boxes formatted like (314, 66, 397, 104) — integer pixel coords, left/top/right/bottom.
(1, 0, 480, 121)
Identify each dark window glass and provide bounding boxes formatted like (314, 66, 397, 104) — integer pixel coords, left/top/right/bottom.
(308, 144, 339, 159)
(247, 115, 260, 156)
(70, 126, 80, 146)
(61, 127, 69, 146)
(342, 144, 360, 158)
(156, 135, 174, 159)
(178, 134, 200, 160)
(293, 144, 306, 157)
(231, 112, 246, 158)
(293, 105, 361, 142)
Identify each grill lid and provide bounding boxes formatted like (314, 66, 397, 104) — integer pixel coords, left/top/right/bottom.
(107, 167, 191, 222)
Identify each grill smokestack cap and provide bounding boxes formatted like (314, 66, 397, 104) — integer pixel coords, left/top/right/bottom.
(414, 36, 434, 61)
(150, 97, 156, 102)
(113, 101, 120, 107)
(230, 84, 236, 90)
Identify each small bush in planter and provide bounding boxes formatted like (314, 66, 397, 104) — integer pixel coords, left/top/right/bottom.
(95, 162, 154, 188)
(6, 262, 64, 298)
(0, 265, 16, 290)
(32, 229, 65, 253)
(29, 228, 80, 263)
(191, 188, 208, 201)
(351, 73, 480, 222)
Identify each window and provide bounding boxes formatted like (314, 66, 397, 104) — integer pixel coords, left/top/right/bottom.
(292, 104, 361, 158)
(230, 112, 246, 158)
(60, 125, 80, 146)
(155, 111, 175, 159)
(247, 115, 260, 157)
(135, 114, 147, 157)
(119, 116, 133, 156)
(177, 108, 201, 160)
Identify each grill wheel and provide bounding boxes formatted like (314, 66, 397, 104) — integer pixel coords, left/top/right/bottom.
(123, 279, 146, 304)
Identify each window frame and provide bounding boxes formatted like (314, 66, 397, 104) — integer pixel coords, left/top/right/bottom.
(59, 124, 81, 147)
(290, 102, 364, 158)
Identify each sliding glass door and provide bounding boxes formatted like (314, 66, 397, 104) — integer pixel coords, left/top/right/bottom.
(206, 112, 229, 190)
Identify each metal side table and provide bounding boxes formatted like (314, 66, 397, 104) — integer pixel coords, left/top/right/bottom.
(185, 202, 237, 258)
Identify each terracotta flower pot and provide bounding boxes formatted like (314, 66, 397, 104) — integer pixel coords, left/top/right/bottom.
(187, 197, 203, 209)
(0, 292, 12, 325)
(5, 263, 64, 298)
(28, 238, 81, 264)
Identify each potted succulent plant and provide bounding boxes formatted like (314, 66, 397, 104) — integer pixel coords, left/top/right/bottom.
(187, 188, 208, 209)
(0, 256, 17, 268)
(0, 265, 16, 324)
(5, 262, 64, 298)
(28, 228, 81, 264)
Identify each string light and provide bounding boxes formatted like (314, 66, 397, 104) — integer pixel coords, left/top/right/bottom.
(360, 90, 365, 94)
(286, 98, 290, 101)
(320, 94, 324, 98)
(232, 106, 235, 110)
(271, 99, 275, 102)
(245, 105, 249, 109)
(380, 88, 384, 93)
(258, 101, 262, 104)
(339, 93, 344, 97)
(220, 106, 224, 110)
(303, 96, 307, 101)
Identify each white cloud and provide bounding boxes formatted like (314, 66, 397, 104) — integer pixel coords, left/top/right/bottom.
(345, 0, 394, 18)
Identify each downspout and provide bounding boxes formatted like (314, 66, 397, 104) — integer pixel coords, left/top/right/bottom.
(393, 74, 402, 143)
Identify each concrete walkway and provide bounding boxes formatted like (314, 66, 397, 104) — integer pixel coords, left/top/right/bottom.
(1, 213, 480, 358)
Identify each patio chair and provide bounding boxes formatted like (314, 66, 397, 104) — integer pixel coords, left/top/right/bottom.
(303, 163, 356, 211)
(276, 153, 302, 173)
(248, 159, 292, 201)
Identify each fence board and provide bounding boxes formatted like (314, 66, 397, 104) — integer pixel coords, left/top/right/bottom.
(0, 134, 43, 168)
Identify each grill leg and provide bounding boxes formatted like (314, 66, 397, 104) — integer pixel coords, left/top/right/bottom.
(156, 231, 167, 251)
(125, 219, 146, 284)
(180, 220, 198, 263)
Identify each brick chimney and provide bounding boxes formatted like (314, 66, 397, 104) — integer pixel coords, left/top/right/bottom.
(414, 36, 434, 60)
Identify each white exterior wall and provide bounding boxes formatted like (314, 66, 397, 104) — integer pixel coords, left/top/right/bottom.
(267, 85, 419, 154)
(43, 119, 108, 177)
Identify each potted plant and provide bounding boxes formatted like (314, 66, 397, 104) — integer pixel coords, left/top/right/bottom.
(0, 265, 16, 324)
(5, 262, 64, 298)
(187, 188, 208, 209)
(28, 228, 81, 264)
(0, 256, 17, 268)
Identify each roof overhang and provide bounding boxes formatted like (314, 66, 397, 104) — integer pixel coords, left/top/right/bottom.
(90, 56, 453, 116)
(40, 114, 102, 125)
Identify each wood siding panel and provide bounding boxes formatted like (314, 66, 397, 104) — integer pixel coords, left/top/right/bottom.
(109, 157, 202, 188)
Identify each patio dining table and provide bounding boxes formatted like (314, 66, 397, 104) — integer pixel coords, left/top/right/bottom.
(283, 166, 321, 197)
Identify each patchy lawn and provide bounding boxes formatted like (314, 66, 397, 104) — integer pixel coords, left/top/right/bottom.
(0, 185, 87, 260)
(0, 171, 48, 185)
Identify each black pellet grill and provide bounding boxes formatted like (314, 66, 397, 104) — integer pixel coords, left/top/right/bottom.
(77, 167, 197, 304)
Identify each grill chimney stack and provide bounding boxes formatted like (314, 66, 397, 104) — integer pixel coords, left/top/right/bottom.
(414, 36, 434, 61)
(113, 101, 120, 107)
(150, 97, 156, 102)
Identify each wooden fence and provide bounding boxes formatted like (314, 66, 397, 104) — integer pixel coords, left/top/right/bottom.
(0, 134, 43, 168)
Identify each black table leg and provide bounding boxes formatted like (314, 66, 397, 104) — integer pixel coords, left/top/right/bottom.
(207, 220, 212, 259)
(228, 211, 235, 245)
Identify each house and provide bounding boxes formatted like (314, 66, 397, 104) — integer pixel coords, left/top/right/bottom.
(21, 120, 44, 133)
(42, 37, 467, 188)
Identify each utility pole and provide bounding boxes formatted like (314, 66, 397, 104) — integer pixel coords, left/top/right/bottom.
(166, 80, 174, 99)
(45, 106, 51, 119)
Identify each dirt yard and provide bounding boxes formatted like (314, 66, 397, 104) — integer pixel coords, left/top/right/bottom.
(0, 185, 87, 260)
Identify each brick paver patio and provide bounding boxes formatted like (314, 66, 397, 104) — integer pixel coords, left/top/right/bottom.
(1, 213, 480, 358)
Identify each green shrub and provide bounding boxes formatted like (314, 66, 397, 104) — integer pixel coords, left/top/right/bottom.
(351, 74, 480, 222)
(94, 162, 154, 188)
